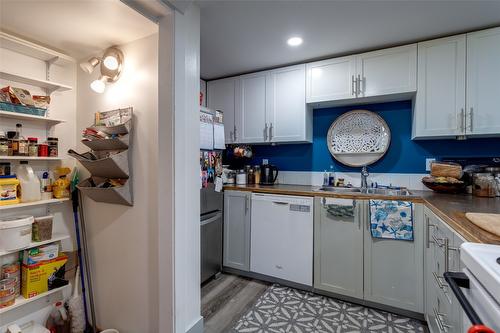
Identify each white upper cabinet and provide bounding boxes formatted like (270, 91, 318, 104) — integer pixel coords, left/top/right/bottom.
(236, 72, 268, 143)
(306, 45, 416, 104)
(413, 35, 466, 138)
(267, 64, 310, 143)
(207, 77, 239, 144)
(466, 27, 500, 136)
(357, 44, 417, 98)
(306, 56, 357, 103)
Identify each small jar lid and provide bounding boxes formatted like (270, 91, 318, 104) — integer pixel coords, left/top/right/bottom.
(47, 137, 58, 141)
(27, 137, 38, 142)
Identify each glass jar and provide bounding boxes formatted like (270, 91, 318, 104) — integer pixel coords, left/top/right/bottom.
(47, 137, 58, 157)
(0, 137, 8, 156)
(17, 138, 28, 156)
(28, 137, 38, 157)
(473, 173, 496, 198)
(247, 169, 255, 185)
(254, 166, 261, 184)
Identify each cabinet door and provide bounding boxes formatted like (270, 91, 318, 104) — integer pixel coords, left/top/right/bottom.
(466, 27, 500, 136)
(413, 35, 466, 138)
(363, 202, 424, 313)
(306, 56, 357, 103)
(267, 64, 309, 143)
(357, 44, 417, 98)
(208, 77, 238, 144)
(424, 210, 440, 333)
(223, 191, 251, 271)
(236, 72, 267, 143)
(314, 198, 364, 299)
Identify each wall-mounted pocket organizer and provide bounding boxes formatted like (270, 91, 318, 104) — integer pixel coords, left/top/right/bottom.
(71, 107, 133, 206)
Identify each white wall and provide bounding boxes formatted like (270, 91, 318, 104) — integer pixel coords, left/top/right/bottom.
(173, 4, 203, 333)
(76, 33, 162, 332)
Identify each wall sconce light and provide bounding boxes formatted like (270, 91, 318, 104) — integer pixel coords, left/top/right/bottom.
(79, 47, 124, 93)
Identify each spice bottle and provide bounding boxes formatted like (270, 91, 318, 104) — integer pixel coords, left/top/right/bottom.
(28, 137, 38, 157)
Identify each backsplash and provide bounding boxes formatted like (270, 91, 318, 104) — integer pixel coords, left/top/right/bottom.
(249, 100, 500, 174)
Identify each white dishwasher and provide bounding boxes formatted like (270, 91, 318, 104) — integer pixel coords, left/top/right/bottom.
(250, 193, 313, 286)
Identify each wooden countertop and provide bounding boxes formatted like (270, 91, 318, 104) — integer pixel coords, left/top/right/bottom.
(224, 184, 500, 244)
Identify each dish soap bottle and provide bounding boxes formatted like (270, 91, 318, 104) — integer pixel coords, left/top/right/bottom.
(328, 165, 336, 186)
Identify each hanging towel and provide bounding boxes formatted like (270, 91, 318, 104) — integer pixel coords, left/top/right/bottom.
(323, 198, 355, 218)
(369, 200, 413, 241)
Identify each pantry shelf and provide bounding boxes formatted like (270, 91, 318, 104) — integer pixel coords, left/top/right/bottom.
(0, 233, 70, 256)
(0, 283, 71, 315)
(0, 198, 69, 211)
(0, 156, 63, 161)
(0, 32, 75, 67)
(0, 110, 65, 125)
(0, 71, 73, 93)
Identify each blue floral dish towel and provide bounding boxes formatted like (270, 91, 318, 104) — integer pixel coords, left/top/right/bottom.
(369, 200, 414, 241)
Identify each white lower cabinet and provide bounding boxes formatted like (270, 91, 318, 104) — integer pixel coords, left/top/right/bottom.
(363, 202, 424, 313)
(424, 207, 464, 333)
(223, 191, 251, 271)
(314, 200, 425, 313)
(250, 193, 313, 286)
(314, 198, 364, 299)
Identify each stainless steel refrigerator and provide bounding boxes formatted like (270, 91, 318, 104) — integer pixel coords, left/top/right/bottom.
(200, 107, 224, 284)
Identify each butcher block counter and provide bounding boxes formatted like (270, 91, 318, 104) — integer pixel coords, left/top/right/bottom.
(224, 184, 500, 244)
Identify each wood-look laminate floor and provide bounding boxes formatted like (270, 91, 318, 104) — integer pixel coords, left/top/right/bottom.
(201, 273, 270, 333)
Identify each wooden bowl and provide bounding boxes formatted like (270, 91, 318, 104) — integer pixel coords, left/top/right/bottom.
(422, 180, 466, 194)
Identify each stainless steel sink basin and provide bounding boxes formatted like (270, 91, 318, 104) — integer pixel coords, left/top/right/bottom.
(317, 187, 412, 196)
(363, 188, 413, 196)
(317, 187, 361, 193)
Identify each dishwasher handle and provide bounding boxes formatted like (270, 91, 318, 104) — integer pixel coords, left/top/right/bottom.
(443, 272, 495, 333)
(200, 212, 222, 226)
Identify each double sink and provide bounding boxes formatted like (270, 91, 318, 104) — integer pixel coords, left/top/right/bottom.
(317, 186, 413, 197)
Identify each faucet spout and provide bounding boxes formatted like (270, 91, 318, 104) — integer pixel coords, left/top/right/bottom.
(361, 166, 369, 189)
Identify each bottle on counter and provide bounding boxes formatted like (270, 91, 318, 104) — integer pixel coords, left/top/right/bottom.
(247, 168, 255, 185)
(328, 165, 336, 186)
(254, 166, 261, 184)
(236, 169, 247, 185)
(323, 170, 329, 186)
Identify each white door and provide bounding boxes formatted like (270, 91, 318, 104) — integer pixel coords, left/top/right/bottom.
(413, 35, 466, 138)
(208, 77, 239, 144)
(357, 44, 417, 98)
(236, 72, 267, 143)
(306, 55, 357, 103)
(250, 194, 313, 286)
(466, 27, 500, 136)
(267, 64, 307, 143)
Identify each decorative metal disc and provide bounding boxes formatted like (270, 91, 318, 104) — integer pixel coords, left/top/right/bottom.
(327, 110, 391, 167)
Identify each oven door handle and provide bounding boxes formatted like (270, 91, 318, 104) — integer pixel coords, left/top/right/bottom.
(443, 272, 495, 333)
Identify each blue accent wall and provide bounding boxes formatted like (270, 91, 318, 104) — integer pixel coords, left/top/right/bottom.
(250, 100, 500, 173)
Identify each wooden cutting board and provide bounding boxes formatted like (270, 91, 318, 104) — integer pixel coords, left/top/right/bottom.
(466, 213, 500, 237)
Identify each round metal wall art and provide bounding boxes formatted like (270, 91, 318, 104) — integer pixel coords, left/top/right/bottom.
(326, 110, 391, 167)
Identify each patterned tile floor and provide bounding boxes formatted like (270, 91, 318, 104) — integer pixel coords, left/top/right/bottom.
(231, 284, 427, 333)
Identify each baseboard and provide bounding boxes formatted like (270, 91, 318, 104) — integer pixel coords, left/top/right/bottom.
(186, 316, 204, 333)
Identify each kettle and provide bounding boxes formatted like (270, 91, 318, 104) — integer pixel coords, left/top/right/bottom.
(260, 164, 278, 185)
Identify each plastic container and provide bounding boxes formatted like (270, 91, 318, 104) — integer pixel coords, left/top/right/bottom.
(16, 161, 41, 202)
(0, 175, 20, 206)
(32, 215, 53, 242)
(0, 215, 34, 251)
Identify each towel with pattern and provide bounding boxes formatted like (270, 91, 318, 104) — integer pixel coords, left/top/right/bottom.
(369, 200, 413, 241)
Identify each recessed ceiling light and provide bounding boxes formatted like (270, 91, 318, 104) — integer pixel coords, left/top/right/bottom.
(287, 37, 303, 47)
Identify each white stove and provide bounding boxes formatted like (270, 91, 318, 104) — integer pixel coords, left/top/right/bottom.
(455, 243, 500, 332)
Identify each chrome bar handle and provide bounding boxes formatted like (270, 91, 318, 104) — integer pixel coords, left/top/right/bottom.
(425, 216, 435, 248)
(234, 125, 237, 141)
(433, 307, 451, 332)
(432, 234, 445, 248)
(357, 74, 362, 96)
(230, 131, 234, 142)
(433, 271, 447, 290)
(264, 123, 268, 141)
(444, 237, 450, 273)
(458, 108, 465, 133)
(269, 123, 273, 141)
(245, 195, 249, 213)
(351, 75, 356, 96)
(468, 107, 473, 132)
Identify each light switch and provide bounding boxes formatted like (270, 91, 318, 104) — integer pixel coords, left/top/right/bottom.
(426, 158, 436, 172)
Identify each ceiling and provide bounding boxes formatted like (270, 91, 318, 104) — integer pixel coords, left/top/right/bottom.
(0, 0, 158, 60)
(199, 0, 500, 80)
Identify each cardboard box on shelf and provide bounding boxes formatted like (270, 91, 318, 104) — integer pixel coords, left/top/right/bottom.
(21, 254, 68, 299)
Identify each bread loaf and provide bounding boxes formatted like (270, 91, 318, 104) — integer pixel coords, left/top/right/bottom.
(430, 162, 463, 179)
